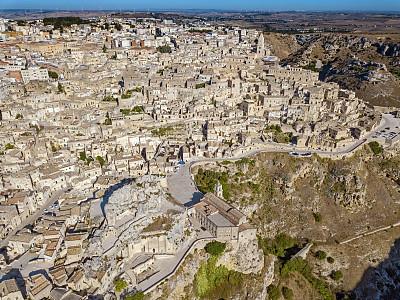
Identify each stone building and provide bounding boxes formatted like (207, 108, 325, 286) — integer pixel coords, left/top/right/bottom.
(189, 189, 255, 241)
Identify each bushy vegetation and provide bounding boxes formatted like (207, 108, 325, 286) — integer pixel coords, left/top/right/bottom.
(368, 141, 383, 155)
(15, 113, 23, 119)
(235, 157, 256, 166)
(43, 17, 90, 29)
(194, 242, 242, 298)
(79, 151, 94, 165)
(327, 256, 335, 264)
(96, 156, 105, 167)
(315, 250, 327, 260)
(267, 285, 281, 300)
(302, 60, 323, 72)
(156, 45, 172, 53)
(127, 87, 142, 93)
(195, 168, 232, 201)
(330, 270, 343, 281)
(280, 257, 333, 300)
(151, 126, 174, 136)
(313, 212, 322, 222)
(205, 241, 226, 256)
(188, 29, 212, 33)
(48, 70, 58, 79)
(258, 233, 296, 258)
(265, 124, 282, 133)
(282, 286, 294, 300)
(5, 143, 15, 150)
(264, 124, 293, 143)
(195, 82, 206, 89)
(114, 279, 128, 292)
(103, 96, 117, 102)
(57, 82, 65, 94)
(121, 93, 132, 99)
(104, 118, 112, 125)
(120, 106, 143, 115)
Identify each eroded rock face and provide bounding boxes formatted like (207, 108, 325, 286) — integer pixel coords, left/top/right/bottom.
(257, 255, 276, 300)
(354, 239, 400, 299)
(216, 237, 264, 274)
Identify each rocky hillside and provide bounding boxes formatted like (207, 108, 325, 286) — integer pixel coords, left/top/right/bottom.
(266, 32, 400, 107)
(178, 144, 400, 299)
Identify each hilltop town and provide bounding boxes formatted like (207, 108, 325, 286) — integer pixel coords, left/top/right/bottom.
(0, 14, 399, 299)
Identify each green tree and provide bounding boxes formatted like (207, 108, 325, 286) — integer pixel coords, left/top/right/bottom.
(48, 70, 58, 79)
(156, 45, 172, 53)
(331, 270, 343, 280)
(96, 156, 105, 167)
(79, 151, 87, 161)
(57, 82, 65, 94)
(114, 23, 123, 31)
(368, 141, 383, 155)
(5, 143, 15, 150)
(282, 286, 294, 300)
(15, 113, 23, 119)
(267, 285, 281, 300)
(313, 212, 322, 222)
(51, 145, 57, 152)
(315, 250, 327, 260)
(104, 118, 112, 125)
(114, 279, 128, 292)
(204, 241, 226, 256)
(102, 44, 107, 53)
(327, 257, 335, 264)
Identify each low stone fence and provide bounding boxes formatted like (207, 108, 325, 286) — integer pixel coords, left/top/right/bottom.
(141, 236, 215, 294)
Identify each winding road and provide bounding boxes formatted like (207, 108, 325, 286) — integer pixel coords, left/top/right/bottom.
(168, 113, 400, 207)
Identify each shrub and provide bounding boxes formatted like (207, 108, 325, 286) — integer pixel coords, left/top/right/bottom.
(327, 257, 335, 264)
(5, 143, 15, 150)
(313, 212, 322, 222)
(280, 258, 333, 300)
(315, 250, 327, 260)
(124, 293, 144, 300)
(282, 286, 294, 300)
(48, 70, 58, 79)
(331, 270, 343, 281)
(368, 141, 383, 155)
(156, 45, 171, 53)
(205, 241, 226, 256)
(79, 151, 87, 161)
(267, 285, 281, 300)
(96, 156, 105, 167)
(114, 279, 128, 292)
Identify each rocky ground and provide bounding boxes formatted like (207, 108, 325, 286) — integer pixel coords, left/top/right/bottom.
(173, 144, 400, 299)
(265, 32, 400, 108)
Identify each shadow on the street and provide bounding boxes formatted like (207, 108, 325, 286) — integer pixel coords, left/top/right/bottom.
(184, 191, 203, 207)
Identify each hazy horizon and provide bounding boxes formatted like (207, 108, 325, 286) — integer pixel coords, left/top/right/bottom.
(1, 0, 399, 13)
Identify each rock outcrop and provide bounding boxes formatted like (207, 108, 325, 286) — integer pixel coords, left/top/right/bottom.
(216, 237, 264, 274)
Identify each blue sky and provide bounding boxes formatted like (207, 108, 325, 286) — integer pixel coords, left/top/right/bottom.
(1, 0, 399, 11)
